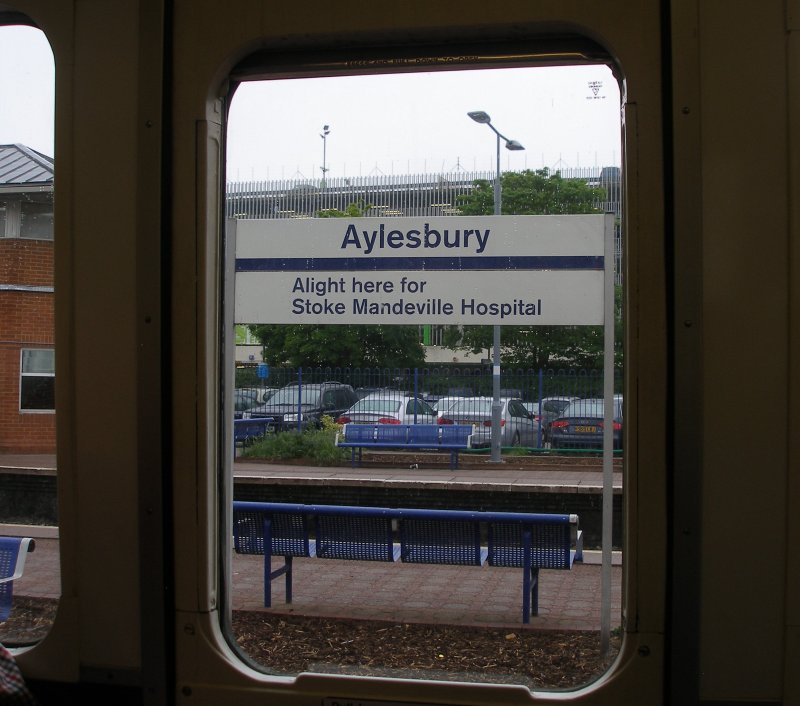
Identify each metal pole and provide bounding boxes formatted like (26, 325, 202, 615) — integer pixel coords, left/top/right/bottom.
(490, 131, 503, 463)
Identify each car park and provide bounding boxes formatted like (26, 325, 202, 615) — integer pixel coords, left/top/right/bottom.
(336, 393, 437, 425)
(248, 381, 359, 431)
(549, 397, 624, 450)
(438, 397, 541, 447)
(233, 388, 259, 419)
(539, 396, 580, 440)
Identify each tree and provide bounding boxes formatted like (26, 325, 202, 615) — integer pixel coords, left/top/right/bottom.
(248, 323, 426, 369)
(442, 286, 624, 369)
(315, 199, 372, 218)
(249, 200, 426, 369)
(457, 167, 606, 216)
(445, 169, 620, 369)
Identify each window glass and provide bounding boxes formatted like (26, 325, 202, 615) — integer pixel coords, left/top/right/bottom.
(19, 349, 55, 411)
(20, 198, 54, 239)
(0, 22, 58, 651)
(227, 60, 623, 691)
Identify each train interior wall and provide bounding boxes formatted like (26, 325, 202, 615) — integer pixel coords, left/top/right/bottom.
(0, 1, 797, 705)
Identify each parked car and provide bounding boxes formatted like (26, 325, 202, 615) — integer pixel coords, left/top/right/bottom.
(438, 397, 541, 447)
(432, 396, 469, 419)
(354, 386, 392, 400)
(248, 381, 359, 431)
(256, 387, 278, 404)
(522, 401, 541, 423)
(336, 393, 437, 425)
(539, 396, 580, 440)
(549, 397, 624, 450)
(233, 388, 259, 420)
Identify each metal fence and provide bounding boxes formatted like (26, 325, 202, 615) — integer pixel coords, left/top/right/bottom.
(237, 365, 622, 404)
(226, 167, 622, 220)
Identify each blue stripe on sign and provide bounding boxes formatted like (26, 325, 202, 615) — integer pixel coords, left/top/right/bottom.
(236, 255, 603, 272)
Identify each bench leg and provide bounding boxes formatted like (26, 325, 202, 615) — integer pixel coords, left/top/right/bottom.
(266, 556, 293, 607)
(521, 527, 541, 623)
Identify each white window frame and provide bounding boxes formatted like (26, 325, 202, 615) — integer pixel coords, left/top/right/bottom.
(19, 347, 55, 413)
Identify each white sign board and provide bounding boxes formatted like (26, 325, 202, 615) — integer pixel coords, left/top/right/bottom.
(233, 214, 612, 325)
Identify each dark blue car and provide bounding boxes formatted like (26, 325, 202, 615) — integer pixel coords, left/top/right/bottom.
(549, 397, 623, 450)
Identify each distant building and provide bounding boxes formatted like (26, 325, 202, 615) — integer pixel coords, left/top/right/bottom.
(0, 144, 55, 453)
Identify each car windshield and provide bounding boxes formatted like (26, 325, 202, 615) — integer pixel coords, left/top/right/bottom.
(351, 399, 403, 414)
(448, 399, 493, 416)
(266, 387, 322, 405)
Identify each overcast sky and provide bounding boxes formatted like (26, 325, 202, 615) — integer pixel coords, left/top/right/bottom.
(1, 25, 622, 180)
(0, 25, 55, 156)
(228, 65, 622, 182)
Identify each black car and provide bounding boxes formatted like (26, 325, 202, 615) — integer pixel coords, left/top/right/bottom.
(549, 397, 623, 450)
(248, 381, 359, 431)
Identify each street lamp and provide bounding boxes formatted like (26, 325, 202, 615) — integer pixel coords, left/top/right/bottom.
(320, 124, 330, 184)
(468, 110, 525, 463)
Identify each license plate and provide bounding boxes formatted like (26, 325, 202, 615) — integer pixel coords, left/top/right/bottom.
(574, 425, 597, 433)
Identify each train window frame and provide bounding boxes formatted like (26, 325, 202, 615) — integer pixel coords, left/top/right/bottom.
(215, 42, 636, 700)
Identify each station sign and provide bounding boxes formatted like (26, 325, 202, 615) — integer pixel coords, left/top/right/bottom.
(232, 214, 613, 326)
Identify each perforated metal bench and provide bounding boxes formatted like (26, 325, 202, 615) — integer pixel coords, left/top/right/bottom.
(233, 501, 582, 624)
(233, 417, 274, 449)
(0, 536, 35, 622)
(335, 423, 473, 469)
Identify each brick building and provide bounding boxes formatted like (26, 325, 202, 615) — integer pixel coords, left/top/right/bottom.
(0, 144, 55, 453)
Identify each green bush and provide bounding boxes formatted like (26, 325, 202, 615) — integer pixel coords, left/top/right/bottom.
(242, 424, 348, 466)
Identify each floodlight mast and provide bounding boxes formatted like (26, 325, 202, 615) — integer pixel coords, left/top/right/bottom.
(467, 111, 525, 463)
(320, 124, 330, 185)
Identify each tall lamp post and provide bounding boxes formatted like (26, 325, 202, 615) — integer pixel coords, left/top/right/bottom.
(468, 110, 525, 463)
(320, 124, 330, 185)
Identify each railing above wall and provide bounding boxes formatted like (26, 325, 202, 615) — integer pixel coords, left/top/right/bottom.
(225, 168, 622, 221)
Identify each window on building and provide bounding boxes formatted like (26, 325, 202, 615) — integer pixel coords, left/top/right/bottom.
(19, 348, 55, 411)
(20, 196, 54, 239)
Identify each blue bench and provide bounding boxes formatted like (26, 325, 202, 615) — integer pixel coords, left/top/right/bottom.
(233, 501, 582, 624)
(234, 417, 274, 449)
(335, 423, 473, 469)
(0, 536, 35, 622)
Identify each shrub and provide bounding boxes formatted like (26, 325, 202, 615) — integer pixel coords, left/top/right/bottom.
(243, 424, 348, 466)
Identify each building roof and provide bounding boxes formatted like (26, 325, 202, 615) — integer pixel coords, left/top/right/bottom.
(0, 144, 54, 186)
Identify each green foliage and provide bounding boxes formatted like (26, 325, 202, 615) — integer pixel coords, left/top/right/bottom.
(316, 199, 372, 218)
(448, 286, 624, 369)
(248, 323, 426, 368)
(457, 168, 606, 216)
(235, 366, 260, 387)
(319, 414, 342, 434)
(242, 428, 348, 466)
(451, 168, 621, 369)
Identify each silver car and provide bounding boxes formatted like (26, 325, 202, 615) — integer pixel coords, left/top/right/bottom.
(438, 397, 541, 447)
(336, 393, 437, 426)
